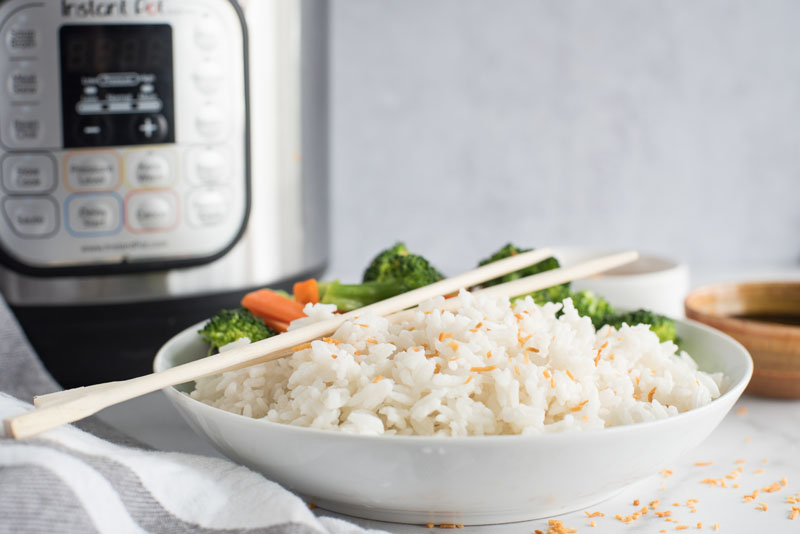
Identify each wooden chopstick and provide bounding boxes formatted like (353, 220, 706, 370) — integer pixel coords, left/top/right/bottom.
(6, 247, 559, 439)
(53, 250, 636, 405)
(32, 249, 553, 409)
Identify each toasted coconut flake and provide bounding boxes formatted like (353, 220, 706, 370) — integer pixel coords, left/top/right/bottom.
(570, 400, 589, 412)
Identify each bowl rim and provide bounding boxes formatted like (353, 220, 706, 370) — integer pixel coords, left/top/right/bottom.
(685, 281, 800, 336)
(154, 317, 753, 445)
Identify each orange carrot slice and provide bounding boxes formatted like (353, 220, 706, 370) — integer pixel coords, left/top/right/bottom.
(293, 278, 320, 305)
(242, 289, 306, 328)
(258, 315, 290, 333)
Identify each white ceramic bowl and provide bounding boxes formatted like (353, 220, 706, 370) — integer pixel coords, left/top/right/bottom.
(553, 247, 690, 318)
(154, 319, 752, 526)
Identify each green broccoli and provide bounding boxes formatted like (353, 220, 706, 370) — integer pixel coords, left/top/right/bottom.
(531, 284, 572, 305)
(604, 309, 677, 343)
(478, 243, 569, 304)
(198, 308, 277, 354)
(317, 243, 444, 312)
(363, 242, 409, 282)
(363, 242, 444, 286)
(568, 290, 616, 328)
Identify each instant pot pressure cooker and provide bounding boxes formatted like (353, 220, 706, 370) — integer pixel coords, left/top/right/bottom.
(0, 0, 328, 386)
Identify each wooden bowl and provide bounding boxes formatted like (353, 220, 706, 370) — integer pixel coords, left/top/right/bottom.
(685, 281, 800, 398)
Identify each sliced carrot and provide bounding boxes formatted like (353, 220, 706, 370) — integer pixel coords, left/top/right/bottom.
(242, 289, 306, 328)
(259, 315, 290, 333)
(293, 278, 320, 305)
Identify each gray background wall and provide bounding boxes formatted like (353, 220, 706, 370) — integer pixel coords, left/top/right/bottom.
(327, 0, 800, 280)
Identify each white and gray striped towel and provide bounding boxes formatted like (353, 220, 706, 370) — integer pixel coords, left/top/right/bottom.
(0, 298, 387, 534)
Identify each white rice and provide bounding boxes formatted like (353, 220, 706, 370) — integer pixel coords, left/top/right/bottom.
(190, 291, 723, 436)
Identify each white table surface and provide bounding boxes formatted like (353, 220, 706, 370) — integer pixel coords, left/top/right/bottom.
(97, 267, 800, 533)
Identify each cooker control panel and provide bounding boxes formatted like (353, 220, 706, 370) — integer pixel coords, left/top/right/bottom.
(0, 0, 248, 275)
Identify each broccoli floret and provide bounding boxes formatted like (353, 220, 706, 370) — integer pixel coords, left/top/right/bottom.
(363, 242, 410, 282)
(605, 309, 677, 343)
(479, 243, 569, 303)
(529, 284, 571, 305)
(198, 308, 276, 354)
(568, 290, 616, 328)
(317, 243, 443, 312)
(317, 280, 401, 312)
(363, 242, 443, 286)
(479, 244, 565, 287)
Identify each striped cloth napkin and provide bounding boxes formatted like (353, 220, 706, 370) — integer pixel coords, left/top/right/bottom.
(0, 298, 387, 534)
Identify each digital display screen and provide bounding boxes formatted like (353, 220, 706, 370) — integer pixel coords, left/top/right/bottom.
(59, 24, 175, 148)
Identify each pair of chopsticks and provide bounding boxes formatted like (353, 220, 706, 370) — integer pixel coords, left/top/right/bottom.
(3, 248, 638, 440)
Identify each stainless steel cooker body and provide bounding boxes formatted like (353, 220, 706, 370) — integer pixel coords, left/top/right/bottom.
(0, 0, 328, 386)
(0, 0, 328, 306)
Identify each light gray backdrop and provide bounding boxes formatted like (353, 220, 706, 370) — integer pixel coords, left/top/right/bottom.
(327, 0, 800, 280)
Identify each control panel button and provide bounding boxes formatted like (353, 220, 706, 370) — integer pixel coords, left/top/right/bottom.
(5, 27, 38, 55)
(66, 194, 121, 235)
(133, 154, 171, 188)
(10, 116, 42, 145)
(195, 105, 225, 139)
(193, 61, 224, 94)
(126, 191, 177, 231)
(2, 154, 55, 194)
(187, 189, 228, 227)
(73, 116, 113, 147)
(190, 148, 228, 185)
(194, 18, 220, 51)
(8, 70, 40, 100)
(66, 152, 119, 191)
(131, 114, 169, 143)
(3, 197, 57, 237)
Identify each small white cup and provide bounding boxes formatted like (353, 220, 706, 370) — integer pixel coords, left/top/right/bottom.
(553, 247, 690, 318)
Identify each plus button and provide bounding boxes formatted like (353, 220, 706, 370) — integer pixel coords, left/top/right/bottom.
(139, 118, 158, 138)
(132, 114, 168, 143)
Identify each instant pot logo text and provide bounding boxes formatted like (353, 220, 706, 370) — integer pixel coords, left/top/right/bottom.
(61, 0, 164, 17)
